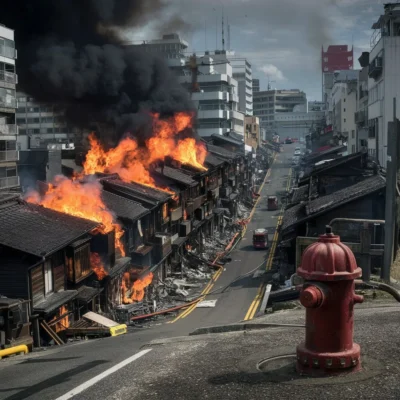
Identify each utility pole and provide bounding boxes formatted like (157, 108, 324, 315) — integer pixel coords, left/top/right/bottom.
(383, 98, 399, 282)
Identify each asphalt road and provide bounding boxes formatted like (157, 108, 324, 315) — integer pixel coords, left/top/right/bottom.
(0, 144, 295, 400)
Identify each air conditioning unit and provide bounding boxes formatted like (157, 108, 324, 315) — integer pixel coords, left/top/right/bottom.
(155, 233, 168, 245)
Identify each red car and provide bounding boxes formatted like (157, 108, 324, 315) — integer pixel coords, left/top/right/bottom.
(253, 229, 269, 249)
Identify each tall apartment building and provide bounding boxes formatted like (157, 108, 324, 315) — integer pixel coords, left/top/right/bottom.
(368, 3, 400, 165)
(0, 24, 19, 190)
(252, 79, 260, 93)
(133, 33, 188, 69)
(253, 89, 307, 136)
(355, 52, 369, 153)
(178, 54, 244, 138)
(209, 50, 253, 115)
(16, 93, 75, 151)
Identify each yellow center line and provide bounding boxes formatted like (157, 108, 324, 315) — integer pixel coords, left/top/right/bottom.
(170, 152, 279, 324)
(243, 166, 292, 320)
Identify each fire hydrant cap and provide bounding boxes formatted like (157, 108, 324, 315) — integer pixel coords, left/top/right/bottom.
(297, 225, 362, 281)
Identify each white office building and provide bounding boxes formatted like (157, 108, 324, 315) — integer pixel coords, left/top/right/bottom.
(178, 54, 244, 138)
(253, 89, 307, 136)
(368, 3, 400, 165)
(206, 50, 253, 116)
(0, 24, 19, 190)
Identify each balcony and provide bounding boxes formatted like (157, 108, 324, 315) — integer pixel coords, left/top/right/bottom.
(0, 150, 18, 162)
(0, 96, 17, 110)
(0, 124, 18, 135)
(355, 110, 367, 125)
(368, 56, 383, 79)
(0, 71, 17, 85)
(0, 45, 16, 59)
(0, 176, 19, 189)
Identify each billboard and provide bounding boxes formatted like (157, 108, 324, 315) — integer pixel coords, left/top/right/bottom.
(321, 45, 353, 73)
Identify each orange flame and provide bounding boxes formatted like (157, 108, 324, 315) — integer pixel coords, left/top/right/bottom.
(26, 176, 125, 256)
(90, 252, 108, 280)
(83, 112, 207, 192)
(121, 271, 154, 303)
(50, 305, 69, 333)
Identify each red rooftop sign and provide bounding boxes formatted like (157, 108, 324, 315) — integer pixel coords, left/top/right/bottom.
(321, 45, 353, 73)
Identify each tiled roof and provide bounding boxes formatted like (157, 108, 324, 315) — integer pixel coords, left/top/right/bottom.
(102, 178, 173, 205)
(33, 290, 78, 314)
(154, 166, 197, 187)
(212, 133, 244, 146)
(76, 286, 103, 302)
(300, 152, 365, 182)
(205, 153, 225, 167)
(226, 131, 245, 142)
(108, 257, 131, 278)
(306, 174, 386, 215)
(306, 145, 347, 161)
(281, 203, 306, 232)
(290, 185, 310, 204)
(101, 191, 149, 221)
(206, 143, 238, 160)
(281, 174, 386, 232)
(0, 200, 100, 257)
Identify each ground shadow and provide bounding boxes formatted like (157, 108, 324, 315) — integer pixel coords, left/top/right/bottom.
(1, 359, 109, 400)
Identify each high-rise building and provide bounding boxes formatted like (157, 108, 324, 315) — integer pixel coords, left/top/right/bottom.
(252, 79, 260, 93)
(368, 3, 400, 165)
(178, 54, 244, 138)
(16, 93, 75, 151)
(253, 89, 307, 136)
(133, 33, 188, 69)
(0, 24, 19, 190)
(209, 50, 253, 115)
(355, 52, 369, 154)
(322, 45, 353, 106)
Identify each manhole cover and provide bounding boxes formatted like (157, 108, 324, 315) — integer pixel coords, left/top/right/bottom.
(239, 347, 384, 386)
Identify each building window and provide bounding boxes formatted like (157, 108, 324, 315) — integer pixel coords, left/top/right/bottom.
(344, 118, 346, 123)
(44, 261, 53, 294)
(351, 130, 355, 139)
(351, 144, 356, 153)
(344, 108, 346, 112)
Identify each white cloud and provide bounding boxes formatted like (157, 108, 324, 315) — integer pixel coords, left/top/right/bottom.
(361, 6, 374, 14)
(259, 64, 286, 81)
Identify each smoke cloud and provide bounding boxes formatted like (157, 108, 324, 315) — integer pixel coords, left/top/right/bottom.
(2, 0, 195, 143)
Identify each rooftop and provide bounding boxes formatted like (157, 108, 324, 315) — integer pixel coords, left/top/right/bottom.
(0, 200, 99, 257)
(205, 152, 225, 167)
(305, 145, 347, 162)
(102, 178, 173, 206)
(206, 143, 239, 160)
(212, 134, 244, 148)
(101, 191, 150, 221)
(33, 290, 78, 314)
(153, 166, 197, 187)
(282, 174, 386, 232)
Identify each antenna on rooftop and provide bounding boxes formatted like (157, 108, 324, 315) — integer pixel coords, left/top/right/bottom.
(222, 6, 225, 51)
(227, 16, 231, 51)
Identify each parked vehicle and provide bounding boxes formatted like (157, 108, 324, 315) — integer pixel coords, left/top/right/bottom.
(253, 228, 269, 249)
(294, 150, 301, 156)
(267, 195, 278, 210)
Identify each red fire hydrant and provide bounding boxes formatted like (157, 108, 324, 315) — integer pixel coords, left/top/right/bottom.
(296, 225, 364, 375)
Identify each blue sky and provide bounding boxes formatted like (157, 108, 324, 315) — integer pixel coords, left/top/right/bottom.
(129, 0, 388, 101)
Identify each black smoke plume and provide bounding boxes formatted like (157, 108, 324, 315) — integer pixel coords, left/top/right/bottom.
(2, 0, 195, 144)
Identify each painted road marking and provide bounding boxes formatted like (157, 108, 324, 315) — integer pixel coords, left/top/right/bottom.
(243, 167, 292, 321)
(55, 349, 152, 400)
(170, 152, 279, 323)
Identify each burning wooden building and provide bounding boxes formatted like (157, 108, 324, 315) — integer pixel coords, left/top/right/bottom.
(0, 193, 100, 346)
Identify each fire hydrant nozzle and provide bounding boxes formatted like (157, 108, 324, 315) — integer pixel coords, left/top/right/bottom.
(296, 227, 363, 376)
(300, 286, 324, 308)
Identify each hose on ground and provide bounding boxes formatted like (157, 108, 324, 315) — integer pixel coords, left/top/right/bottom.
(355, 280, 400, 302)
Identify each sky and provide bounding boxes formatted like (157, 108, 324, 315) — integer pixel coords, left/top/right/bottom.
(127, 0, 390, 101)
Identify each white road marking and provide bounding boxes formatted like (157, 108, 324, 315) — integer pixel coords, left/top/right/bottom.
(55, 349, 152, 400)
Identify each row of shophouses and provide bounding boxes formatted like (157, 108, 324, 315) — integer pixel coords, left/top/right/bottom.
(0, 133, 272, 349)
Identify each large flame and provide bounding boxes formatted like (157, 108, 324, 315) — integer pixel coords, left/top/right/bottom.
(26, 176, 125, 256)
(90, 252, 108, 280)
(121, 271, 154, 303)
(50, 305, 69, 333)
(83, 112, 207, 190)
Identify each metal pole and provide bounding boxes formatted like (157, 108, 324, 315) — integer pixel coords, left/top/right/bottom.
(382, 98, 398, 282)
